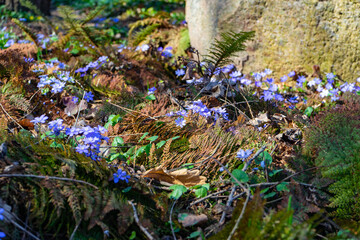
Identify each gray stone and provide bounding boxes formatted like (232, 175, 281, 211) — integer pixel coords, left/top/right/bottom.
(186, 0, 360, 81)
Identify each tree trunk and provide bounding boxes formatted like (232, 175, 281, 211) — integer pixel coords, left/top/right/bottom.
(4, 0, 51, 16)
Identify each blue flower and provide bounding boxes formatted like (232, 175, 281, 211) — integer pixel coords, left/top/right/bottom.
(326, 72, 335, 80)
(31, 114, 48, 124)
(236, 149, 253, 159)
(288, 71, 296, 77)
(0, 232, 5, 239)
(113, 169, 130, 183)
(76, 144, 89, 154)
(147, 87, 156, 95)
(0, 208, 4, 220)
(280, 75, 288, 82)
(262, 90, 274, 101)
(84, 91, 94, 102)
(175, 117, 186, 128)
(260, 160, 266, 168)
(175, 69, 185, 77)
(297, 76, 306, 86)
(72, 96, 79, 103)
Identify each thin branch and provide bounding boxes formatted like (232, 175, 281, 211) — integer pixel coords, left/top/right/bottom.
(69, 218, 82, 240)
(128, 201, 155, 240)
(220, 186, 236, 225)
(169, 199, 177, 240)
(227, 183, 251, 240)
(189, 188, 229, 207)
(0, 174, 98, 189)
(0, 102, 24, 130)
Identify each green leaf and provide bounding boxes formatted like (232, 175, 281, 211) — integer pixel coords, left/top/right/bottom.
(171, 136, 180, 140)
(195, 187, 208, 198)
(202, 183, 210, 190)
(136, 145, 147, 157)
(138, 132, 149, 143)
(156, 140, 166, 149)
(231, 169, 249, 184)
(269, 169, 283, 177)
(50, 141, 64, 150)
(145, 94, 156, 101)
(169, 184, 187, 199)
(70, 48, 79, 55)
(178, 213, 188, 221)
(146, 136, 158, 142)
(112, 136, 124, 146)
(260, 187, 269, 194)
(109, 153, 120, 161)
(263, 192, 276, 199)
(122, 186, 132, 193)
(304, 106, 314, 117)
(145, 143, 152, 155)
(188, 231, 201, 239)
(129, 231, 136, 240)
(276, 182, 290, 192)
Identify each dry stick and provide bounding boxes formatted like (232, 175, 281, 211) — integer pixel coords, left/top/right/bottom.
(242, 145, 266, 172)
(219, 186, 236, 225)
(227, 184, 251, 240)
(69, 218, 82, 240)
(236, 82, 254, 119)
(189, 188, 229, 207)
(4, 214, 40, 240)
(169, 199, 178, 240)
(210, 157, 251, 240)
(0, 174, 98, 189)
(0, 102, 24, 130)
(219, 98, 250, 121)
(128, 201, 155, 240)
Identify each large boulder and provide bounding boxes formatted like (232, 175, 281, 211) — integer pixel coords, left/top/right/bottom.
(186, 0, 360, 81)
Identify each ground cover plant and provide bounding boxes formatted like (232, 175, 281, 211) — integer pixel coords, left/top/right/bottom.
(0, 0, 360, 239)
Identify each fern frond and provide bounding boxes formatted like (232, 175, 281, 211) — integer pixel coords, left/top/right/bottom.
(204, 30, 255, 74)
(81, 5, 105, 26)
(130, 23, 160, 47)
(11, 18, 39, 47)
(58, 6, 79, 30)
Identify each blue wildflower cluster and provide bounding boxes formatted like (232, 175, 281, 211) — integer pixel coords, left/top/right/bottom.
(167, 100, 229, 128)
(0, 27, 17, 49)
(31, 114, 109, 161)
(37, 71, 75, 94)
(75, 56, 108, 77)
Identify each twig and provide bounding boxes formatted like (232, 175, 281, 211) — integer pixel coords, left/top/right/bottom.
(189, 189, 228, 207)
(242, 145, 266, 171)
(169, 199, 177, 240)
(236, 83, 254, 119)
(69, 218, 82, 240)
(0, 174, 98, 189)
(0, 102, 24, 130)
(219, 98, 250, 121)
(4, 214, 40, 240)
(128, 201, 155, 240)
(220, 186, 236, 225)
(227, 183, 251, 240)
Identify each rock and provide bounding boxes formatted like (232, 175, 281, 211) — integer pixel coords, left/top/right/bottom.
(186, 0, 360, 82)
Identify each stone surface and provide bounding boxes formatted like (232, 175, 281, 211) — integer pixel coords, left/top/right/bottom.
(186, 0, 360, 81)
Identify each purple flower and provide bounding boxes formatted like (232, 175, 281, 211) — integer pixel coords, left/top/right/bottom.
(76, 144, 89, 154)
(0, 208, 4, 220)
(95, 125, 107, 134)
(147, 87, 156, 95)
(253, 72, 262, 81)
(229, 71, 242, 78)
(280, 75, 288, 82)
(66, 127, 81, 137)
(325, 83, 333, 90)
(262, 90, 274, 101)
(263, 68, 272, 75)
(72, 96, 79, 103)
(176, 110, 188, 117)
(236, 149, 253, 159)
(48, 119, 64, 131)
(240, 78, 252, 85)
(268, 84, 278, 92)
(175, 117, 186, 128)
(326, 72, 335, 80)
(255, 81, 262, 87)
(266, 78, 274, 84)
(274, 93, 284, 101)
(175, 69, 185, 77)
(31, 114, 48, 124)
(288, 71, 296, 77)
(84, 91, 94, 102)
(297, 76, 306, 86)
(113, 169, 130, 183)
